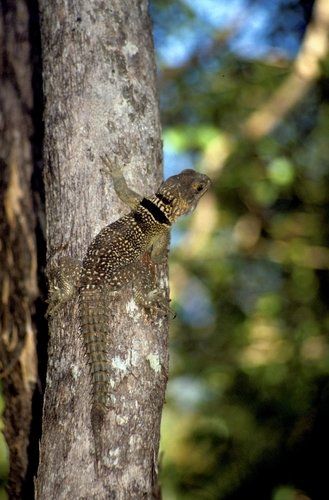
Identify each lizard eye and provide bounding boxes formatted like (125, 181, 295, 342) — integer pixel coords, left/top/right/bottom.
(195, 183, 205, 192)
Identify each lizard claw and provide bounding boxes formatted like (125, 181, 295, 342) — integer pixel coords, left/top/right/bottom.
(100, 154, 123, 178)
(145, 290, 176, 318)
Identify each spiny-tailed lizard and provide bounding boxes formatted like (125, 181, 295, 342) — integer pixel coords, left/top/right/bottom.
(45, 154, 211, 466)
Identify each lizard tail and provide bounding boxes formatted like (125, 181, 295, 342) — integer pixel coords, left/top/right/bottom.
(91, 403, 106, 473)
(79, 285, 111, 468)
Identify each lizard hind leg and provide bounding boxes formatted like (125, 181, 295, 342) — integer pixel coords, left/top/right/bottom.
(45, 257, 82, 317)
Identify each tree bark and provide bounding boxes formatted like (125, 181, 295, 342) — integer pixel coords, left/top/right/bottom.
(35, 1, 167, 498)
(0, 1, 42, 498)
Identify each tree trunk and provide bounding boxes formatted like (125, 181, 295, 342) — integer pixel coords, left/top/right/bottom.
(0, 1, 42, 498)
(35, 1, 167, 498)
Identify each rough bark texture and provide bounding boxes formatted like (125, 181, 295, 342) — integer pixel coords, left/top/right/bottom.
(0, 0, 42, 498)
(35, 1, 167, 499)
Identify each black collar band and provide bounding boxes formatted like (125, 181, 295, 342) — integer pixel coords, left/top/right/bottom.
(140, 198, 171, 225)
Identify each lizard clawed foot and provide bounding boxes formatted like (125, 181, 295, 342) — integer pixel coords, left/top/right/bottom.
(45, 298, 62, 318)
(45, 257, 82, 318)
(142, 290, 177, 319)
(100, 154, 123, 178)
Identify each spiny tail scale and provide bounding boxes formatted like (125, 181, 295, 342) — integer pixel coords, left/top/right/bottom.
(79, 284, 111, 465)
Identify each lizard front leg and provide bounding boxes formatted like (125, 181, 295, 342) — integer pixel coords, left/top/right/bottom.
(151, 231, 171, 264)
(131, 263, 176, 318)
(100, 154, 143, 209)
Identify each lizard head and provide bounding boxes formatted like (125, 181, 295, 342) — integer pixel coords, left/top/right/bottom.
(157, 169, 211, 222)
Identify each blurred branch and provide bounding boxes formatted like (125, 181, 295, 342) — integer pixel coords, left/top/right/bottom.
(204, 0, 329, 177)
(241, 0, 329, 139)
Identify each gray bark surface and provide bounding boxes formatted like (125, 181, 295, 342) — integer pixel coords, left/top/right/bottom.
(35, 1, 167, 498)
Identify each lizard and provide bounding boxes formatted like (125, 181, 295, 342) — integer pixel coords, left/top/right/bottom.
(45, 154, 211, 467)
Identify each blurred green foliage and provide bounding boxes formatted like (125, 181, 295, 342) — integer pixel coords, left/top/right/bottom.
(152, 0, 329, 498)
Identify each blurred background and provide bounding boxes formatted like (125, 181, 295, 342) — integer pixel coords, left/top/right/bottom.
(151, 0, 329, 499)
(1, 1, 328, 498)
